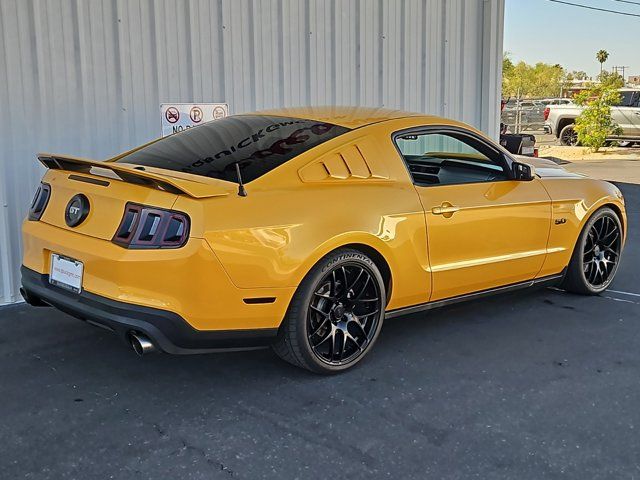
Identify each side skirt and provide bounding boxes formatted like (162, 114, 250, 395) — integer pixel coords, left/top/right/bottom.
(385, 271, 566, 320)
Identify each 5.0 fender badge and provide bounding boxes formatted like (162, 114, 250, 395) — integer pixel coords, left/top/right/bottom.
(555, 218, 567, 225)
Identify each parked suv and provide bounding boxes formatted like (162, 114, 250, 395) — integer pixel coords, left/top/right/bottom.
(542, 98, 574, 107)
(544, 88, 640, 146)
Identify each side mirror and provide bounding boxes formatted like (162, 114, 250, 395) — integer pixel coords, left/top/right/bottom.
(512, 161, 535, 181)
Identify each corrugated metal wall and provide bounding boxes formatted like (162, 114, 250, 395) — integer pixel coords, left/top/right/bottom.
(0, 0, 505, 304)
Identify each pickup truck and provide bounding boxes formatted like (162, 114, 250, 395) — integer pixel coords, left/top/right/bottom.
(544, 88, 640, 146)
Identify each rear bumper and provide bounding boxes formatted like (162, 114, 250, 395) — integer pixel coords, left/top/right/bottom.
(22, 220, 294, 332)
(21, 266, 277, 353)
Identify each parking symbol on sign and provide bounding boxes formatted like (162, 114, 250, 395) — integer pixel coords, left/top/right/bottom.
(165, 107, 180, 124)
(190, 106, 203, 123)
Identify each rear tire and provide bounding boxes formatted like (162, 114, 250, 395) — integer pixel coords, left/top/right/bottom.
(561, 207, 623, 295)
(272, 248, 386, 374)
(560, 124, 579, 146)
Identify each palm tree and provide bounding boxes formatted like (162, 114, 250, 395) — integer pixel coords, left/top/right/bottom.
(596, 50, 609, 74)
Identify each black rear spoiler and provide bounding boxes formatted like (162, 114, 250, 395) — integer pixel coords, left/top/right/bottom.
(38, 154, 231, 199)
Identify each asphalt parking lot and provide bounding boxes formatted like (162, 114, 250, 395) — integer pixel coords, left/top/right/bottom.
(2, 180, 639, 479)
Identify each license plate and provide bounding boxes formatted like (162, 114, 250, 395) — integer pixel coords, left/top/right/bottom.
(522, 146, 535, 155)
(50, 254, 84, 293)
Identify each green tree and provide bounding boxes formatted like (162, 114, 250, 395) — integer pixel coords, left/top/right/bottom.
(596, 50, 609, 74)
(502, 53, 515, 95)
(597, 71, 625, 89)
(502, 60, 566, 98)
(574, 84, 622, 152)
(567, 70, 588, 81)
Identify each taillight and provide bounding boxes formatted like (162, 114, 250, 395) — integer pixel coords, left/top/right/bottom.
(28, 183, 51, 221)
(543, 107, 550, 121)
(112, 203, 190, 249)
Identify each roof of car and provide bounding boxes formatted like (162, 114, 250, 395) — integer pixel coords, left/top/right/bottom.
(253, 106, 453, 129)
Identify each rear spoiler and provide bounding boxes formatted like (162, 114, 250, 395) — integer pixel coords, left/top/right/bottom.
(38, 154, 231, 199)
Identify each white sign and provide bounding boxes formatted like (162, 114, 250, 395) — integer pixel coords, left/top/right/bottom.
(160, 103, 229, 137)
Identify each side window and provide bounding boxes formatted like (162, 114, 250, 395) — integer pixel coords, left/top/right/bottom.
(395, 131, 509, 187)
(618, 91, 638, 107)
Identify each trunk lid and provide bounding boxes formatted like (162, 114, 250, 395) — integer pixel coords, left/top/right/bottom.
(37, 154, 233, 241)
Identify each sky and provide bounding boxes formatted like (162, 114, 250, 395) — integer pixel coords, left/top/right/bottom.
(504, 0, 640, 79)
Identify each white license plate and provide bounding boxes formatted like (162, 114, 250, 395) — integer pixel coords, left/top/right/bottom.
(522, 146, 535, 155)
(50, 254, 84, 293)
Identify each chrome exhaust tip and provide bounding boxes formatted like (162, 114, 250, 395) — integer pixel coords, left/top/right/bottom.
(129, 332, 156, 356)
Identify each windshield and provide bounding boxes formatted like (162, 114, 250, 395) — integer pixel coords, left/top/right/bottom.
(114, 115, 351, 183)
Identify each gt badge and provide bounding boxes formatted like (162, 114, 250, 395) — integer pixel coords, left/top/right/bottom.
(65, 194, 90, 227)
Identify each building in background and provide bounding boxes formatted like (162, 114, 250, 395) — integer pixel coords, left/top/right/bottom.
(0, 0, 505, 305)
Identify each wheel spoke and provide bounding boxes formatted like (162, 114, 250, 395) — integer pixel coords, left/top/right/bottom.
(603, 218, 616, 239)
(344, 331, 363, 353)
(313, 324, 335, 348)
(353, 274, 371, 300)
(331, 270, 337, 298)
(604, 246, 618, 257)
(354, 297, 379, 304)
(596, 219, 606, 240)
(597, 263, 606, 285)
(605, 231, 620, 248)
(331, 330, 341, 361)
(314, 292, 337, 301)
(348, 268, 364, 298)
(339, 330, 348, 361)
(310, 304, 329, 318)
(341, 266, 350, 293)
(587, 261, 597, 284)
(351, 317, 366, 334)
(591, 264, 599, 285)
(309, 318, 330, 338)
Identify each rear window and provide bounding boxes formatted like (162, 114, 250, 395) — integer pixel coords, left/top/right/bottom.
(114, 115, 350, 183)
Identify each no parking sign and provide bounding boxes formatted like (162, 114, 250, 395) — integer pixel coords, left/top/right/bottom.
(160, 103, 229, 137)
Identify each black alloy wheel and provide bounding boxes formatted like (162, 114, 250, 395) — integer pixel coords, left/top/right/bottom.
(273, 249, 386, 374)
(562, 207, 623, 294)
(307, 263, 381, 366)
(582, 215, 622, 289)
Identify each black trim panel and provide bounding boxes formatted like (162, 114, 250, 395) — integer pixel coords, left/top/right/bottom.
(69, 174, 110, 187)
(385, 271, 566, 319)
(20, 266, 278, 354)
(243, 297, 276, 304)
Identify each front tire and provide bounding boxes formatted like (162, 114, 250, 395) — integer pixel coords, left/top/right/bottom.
(272, 249, 386, 374)
(561, 207, 623, 295)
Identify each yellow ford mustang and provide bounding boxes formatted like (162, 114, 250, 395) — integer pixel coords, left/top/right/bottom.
(21, 107, 626, 373)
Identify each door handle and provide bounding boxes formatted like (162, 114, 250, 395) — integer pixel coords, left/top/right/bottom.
(431, 203, 460, 216)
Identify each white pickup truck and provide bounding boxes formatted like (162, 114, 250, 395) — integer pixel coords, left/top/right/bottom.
(544, 88, 640, 146)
